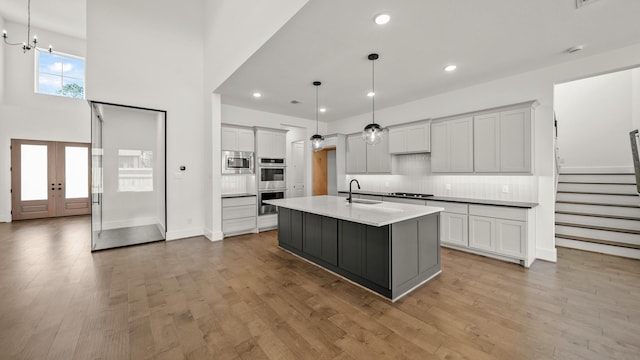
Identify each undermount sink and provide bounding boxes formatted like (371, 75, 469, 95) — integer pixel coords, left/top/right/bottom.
(346, 198, 383, 205)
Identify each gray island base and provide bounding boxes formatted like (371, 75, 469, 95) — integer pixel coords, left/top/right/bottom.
(264, 196, 444, 302)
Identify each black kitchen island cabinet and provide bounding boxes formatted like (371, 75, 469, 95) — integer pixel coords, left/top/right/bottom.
(274, 199, 442, 302)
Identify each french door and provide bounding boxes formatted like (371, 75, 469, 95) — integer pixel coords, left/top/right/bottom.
(11, 139, 91, 220)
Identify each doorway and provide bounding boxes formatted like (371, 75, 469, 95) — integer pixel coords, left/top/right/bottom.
(11, 139, 90, 220)
(90, 102, 167, 251)
(313, 147, 337, 195)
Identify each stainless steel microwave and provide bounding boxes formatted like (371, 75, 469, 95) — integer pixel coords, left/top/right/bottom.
(222, 151, 254, 174)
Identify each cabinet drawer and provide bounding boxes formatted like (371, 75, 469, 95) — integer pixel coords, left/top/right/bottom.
(223, 217, 256, 234)
(383, 197, 426, 206)
(223, 196, 257, 207)
(223, 205, 256, 220)
(469, 204, 526, 221)
(426, 201, 468, 214)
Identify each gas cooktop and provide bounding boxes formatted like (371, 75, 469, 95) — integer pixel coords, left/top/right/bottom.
(387, 192, 434, 199)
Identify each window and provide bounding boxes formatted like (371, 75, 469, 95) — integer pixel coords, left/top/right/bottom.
(36, 49, 85, 99)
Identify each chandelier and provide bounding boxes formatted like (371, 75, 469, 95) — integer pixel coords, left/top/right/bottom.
(2, 0, 52, 53)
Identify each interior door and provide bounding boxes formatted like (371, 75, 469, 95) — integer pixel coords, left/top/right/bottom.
(11, 139, 91, 220)
(290, 140, 305, 197)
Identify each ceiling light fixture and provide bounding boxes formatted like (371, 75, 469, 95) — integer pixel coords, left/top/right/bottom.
(374, 14, 390, 25)
(252, 92, 262, 98)
(2, 0, 52, 54)
(367, 91, 375, 97)
(319, 108, 326, 113)
(310, 81, 325, 152)
(362, 53, 385, 145)
(444, 64, 457, 72)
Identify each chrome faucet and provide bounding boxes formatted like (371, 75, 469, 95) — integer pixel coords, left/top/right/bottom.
(348, 179, 361, 204)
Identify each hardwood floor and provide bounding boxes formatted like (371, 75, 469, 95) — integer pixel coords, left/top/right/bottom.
(1, 216, 639, 359)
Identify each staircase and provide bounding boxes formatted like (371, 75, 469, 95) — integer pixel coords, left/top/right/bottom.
(555, 173, 640, 259)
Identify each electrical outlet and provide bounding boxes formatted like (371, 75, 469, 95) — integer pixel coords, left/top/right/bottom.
(445, 184, 451, 190)
(502, 185, 509, 193)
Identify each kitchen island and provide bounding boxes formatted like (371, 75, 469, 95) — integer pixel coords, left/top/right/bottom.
(264, 195, 444, 301)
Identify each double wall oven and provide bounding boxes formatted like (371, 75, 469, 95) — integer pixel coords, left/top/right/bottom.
(258, 157, 286, 215)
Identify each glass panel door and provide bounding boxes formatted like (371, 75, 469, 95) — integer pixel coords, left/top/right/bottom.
(90, 102, 166, 251)
(20, 144, 49, 201)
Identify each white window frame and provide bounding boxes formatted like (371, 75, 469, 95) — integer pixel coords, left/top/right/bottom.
(34, 48, 86, 99)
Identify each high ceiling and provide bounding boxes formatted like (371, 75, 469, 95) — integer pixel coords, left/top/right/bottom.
(216, 0, 640, 122)
(0, 0, 85, 39)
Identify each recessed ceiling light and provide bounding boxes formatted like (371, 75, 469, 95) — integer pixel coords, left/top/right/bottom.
(374, 14, 390, 25)
(444, 65, 457, 72)
(252, 92, 262, 98)
(319, 108, 326, 113)
(367, 91, 375, 97)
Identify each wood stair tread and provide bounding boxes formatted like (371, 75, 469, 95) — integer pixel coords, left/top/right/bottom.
(555, 200, 640, 208)
(555, 211, 640, 222)
(557, 191, 639, 196)
(557, 181, 636, 185)
(555, 234, 640, 250)
(555, 222, 640, 235)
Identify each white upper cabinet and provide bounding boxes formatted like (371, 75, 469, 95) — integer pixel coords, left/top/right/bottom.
(473, 113, 500, 172)
(346, 133, 391, 174)
(500, 108, 531, 173)
(366, 135, 391, 173)
(431, 116, 473, 173)
(474, 107, 532, 173)
(388, 122, 430, 154)
(222, 125, 255, 152)
(256, 129, 287, 158)
(346, 134, 367, 173)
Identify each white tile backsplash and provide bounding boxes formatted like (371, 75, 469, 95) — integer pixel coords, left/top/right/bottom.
(346, 155, 538, 203)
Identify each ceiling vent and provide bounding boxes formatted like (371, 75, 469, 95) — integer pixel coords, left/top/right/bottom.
(576, 0, 602, 8)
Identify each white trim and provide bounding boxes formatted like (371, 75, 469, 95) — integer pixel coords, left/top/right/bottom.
(556, 238, 640, 260)
(391, 271, 442, 303)
(560, 166, 634, 174)
(204, 228, 224, 242)
(536, 247, 558, 262)
(166, 227, 204, 241)
(101, 217, 158, 230)
(0, 215, 10, 223)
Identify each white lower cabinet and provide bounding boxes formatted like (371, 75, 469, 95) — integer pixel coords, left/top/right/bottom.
(428, 200, 529, 265)
(469, 216, 496, 252)
(222, 196, 257, 237)
(442, 212, 468, 247)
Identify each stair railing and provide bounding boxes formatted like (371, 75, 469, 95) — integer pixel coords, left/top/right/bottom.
(629, 129, 640, 195)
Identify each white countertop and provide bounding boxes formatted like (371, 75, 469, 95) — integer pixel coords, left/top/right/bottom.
(264, 195, 444, 227)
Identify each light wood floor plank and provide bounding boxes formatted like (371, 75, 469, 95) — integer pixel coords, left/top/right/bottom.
(0, 216, 639, 359)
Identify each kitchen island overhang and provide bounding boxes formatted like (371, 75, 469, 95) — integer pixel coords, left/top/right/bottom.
(264, 195, 444, 302)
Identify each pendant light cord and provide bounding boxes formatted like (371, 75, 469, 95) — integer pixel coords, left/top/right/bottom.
(371, 57, 375, 125)
(316, 84, 319, 133)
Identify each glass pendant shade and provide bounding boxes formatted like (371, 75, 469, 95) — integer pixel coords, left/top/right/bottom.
(362, 123, 384, 145)
(310, 80, 324, 151)
(311, 134, 325, 151)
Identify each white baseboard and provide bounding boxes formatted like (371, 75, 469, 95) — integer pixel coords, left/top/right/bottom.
(556, 238, 640, 260)
(204, 227, 223, 242)
(0, 215, 10, 223)
(536, 247, 557, 263)
(102, 217, 158, 230)
(560, 166, 634, 174)
(166, 227, 204, 241)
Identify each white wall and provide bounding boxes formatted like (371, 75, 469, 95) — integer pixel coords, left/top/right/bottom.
(0, 23, 88, 222)
(86, 0, 205, 240)
(555, 69, 637, 173)
(328, 43, 640, 263)
(633, 68, 640, 133)
(203, 0, 310, 241)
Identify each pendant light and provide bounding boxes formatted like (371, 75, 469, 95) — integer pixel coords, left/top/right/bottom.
(310, 81, 325, 151)
(362, 53, 385, 145)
